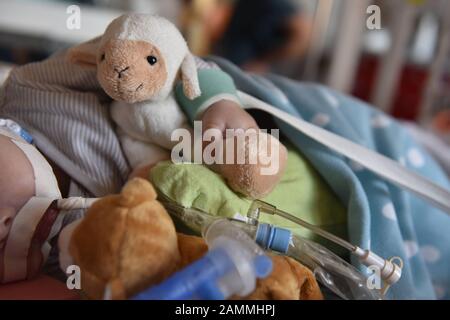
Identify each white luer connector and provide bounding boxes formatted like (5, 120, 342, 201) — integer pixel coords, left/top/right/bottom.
(354, 247, 403, 286)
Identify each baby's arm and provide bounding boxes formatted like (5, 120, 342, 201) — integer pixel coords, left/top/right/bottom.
(176, 68, 258, 135)
(175, 66, 288, 198)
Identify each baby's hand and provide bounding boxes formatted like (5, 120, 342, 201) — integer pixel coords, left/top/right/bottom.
(201, 99, 258, 134)
(199, 99, 287, 199)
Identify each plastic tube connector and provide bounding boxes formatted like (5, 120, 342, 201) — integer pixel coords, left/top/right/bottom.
(255, 223, 292, 253)
(355, 248, 402, 286)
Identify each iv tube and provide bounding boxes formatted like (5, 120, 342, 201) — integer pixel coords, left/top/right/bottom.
(248, 200, 402, 288)
(248, 200, 356, 252)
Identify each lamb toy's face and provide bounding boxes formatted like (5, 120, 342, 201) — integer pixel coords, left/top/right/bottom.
(67, 14, 201, 104)
(97, 39, 168, 103)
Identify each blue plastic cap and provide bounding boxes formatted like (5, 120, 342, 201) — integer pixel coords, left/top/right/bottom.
(253, 255, 273, 278)
(255, 223, 291, 254)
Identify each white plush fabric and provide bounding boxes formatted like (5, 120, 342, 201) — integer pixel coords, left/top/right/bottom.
(111, 93, 191, 168)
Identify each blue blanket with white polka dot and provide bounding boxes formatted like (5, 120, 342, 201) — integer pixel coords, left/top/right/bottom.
(210, 57, 450, 300)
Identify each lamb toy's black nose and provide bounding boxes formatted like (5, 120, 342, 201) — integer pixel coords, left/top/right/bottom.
(114, 66, 129, 78)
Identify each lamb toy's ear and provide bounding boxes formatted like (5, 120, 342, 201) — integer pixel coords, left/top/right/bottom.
(180, 53, 201, 100)
(66, 36, 101, 68)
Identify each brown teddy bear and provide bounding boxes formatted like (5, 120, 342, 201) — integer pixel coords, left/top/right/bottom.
(64, 178, 322, 300)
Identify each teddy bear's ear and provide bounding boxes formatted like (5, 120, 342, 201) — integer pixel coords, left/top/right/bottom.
(180, 53, 201, 100)
(66, 36, 101, 68)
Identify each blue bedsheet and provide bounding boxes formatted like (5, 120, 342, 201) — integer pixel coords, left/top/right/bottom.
(209, 57, 450, 300)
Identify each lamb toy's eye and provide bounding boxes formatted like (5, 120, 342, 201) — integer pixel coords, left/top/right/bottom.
(147, 56, 157, 65)
(100, 53, 105, 61)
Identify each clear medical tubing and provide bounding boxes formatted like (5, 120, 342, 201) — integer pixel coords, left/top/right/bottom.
(287, 236, 382, 300)
(248, 200, 401, 291)
(159, 196, 382, 300)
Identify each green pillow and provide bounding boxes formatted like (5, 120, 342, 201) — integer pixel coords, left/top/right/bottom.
(149, 147, 347, 247)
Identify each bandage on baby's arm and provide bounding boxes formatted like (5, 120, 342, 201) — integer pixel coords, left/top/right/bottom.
(175, 68, 242, 122)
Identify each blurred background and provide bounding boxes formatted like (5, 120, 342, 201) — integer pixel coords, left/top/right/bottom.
(0, 0, 449, 155)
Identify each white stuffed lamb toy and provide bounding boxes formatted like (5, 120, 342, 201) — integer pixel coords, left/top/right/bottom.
(69, 13, 201, 170)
